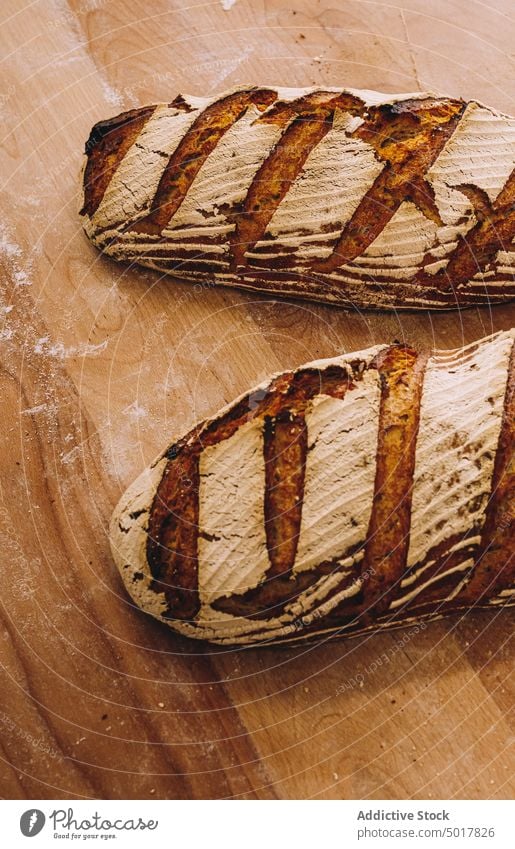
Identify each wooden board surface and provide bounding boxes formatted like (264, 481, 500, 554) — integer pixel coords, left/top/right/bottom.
(0, 0, 514, 800)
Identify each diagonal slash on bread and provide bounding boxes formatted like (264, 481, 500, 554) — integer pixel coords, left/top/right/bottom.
(110, 330, 514, 646)
(80, 86, 515, 310)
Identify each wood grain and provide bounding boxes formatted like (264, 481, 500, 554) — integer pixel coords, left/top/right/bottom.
(0, 0, 513, 799)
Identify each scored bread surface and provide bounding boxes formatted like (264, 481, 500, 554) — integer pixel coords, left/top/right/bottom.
(110, 330, 515, 645)
(80, 86, 515, 310)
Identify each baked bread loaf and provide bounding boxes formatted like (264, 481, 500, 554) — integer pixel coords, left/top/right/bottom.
(111, 330, 514, 645)
(80, 86, 515, 310)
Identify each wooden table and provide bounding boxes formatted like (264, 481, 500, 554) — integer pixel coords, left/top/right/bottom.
(0, 0, 513, 800)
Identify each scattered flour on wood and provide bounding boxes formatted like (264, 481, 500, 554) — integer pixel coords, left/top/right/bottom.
(34, 337, 108, 358)
(0, 223, 34, 287)
(122, 401, 148, 420)
(100, 77, 124, 108)
(46, 0, 123, 110)
(21, 403, 57, 416)
(221, 0, 237, 9)
(60, 444, 86, 466)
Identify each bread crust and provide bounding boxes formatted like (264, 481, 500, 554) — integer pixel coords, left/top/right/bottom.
(80, 86, 515, 310)
(110, 330, 515, 645)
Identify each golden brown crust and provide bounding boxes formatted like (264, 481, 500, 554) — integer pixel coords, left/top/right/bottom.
(359, 346, 429, 617)
(81, 106, 156, 218)
(147, 363, 364, 622)
(230, 91, 364, 268)
(428, 169, 515, 288)
(146, 450, 201, 621)
(455, 339, 514, 603)
(81, 89, 515, 309)
(212, 366, 356, 620)
(313, 99, 465, 273)
(144, 351, 450, 627)
(129, 88, 278, 237)
(111, 332, 514, 644)
(263, 412, 307, 579)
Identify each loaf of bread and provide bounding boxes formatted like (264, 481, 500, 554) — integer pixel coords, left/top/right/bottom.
(80, 86, 515, 310)
(111, 330, 514, 645)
